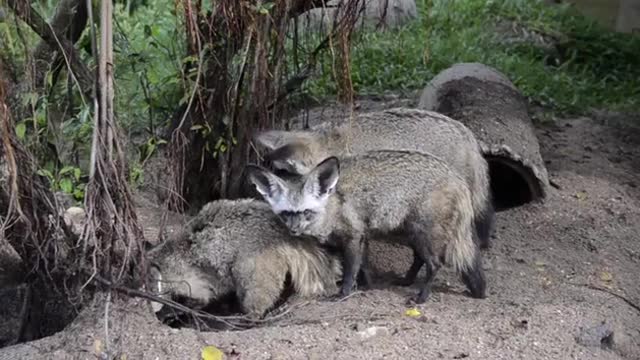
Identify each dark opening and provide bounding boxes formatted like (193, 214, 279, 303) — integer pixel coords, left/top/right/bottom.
(0, 275, 79, 350)
(487, 156, 542, 211)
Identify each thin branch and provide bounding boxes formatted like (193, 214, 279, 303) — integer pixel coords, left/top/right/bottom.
(267, 9, 358, 110)
(569, 282, 640, 314)
(6, 0, 93, 99)
(104, 290, 111, 356)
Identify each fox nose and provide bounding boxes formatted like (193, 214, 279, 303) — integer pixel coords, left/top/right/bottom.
(290, 229, 302, 236)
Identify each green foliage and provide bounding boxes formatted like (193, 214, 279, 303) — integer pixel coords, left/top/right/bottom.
(37, 165, 86, 201)
(308, 0, 640, 115)
(113, 0, 186, 136)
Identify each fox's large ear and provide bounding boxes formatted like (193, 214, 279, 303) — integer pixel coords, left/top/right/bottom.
(246, 165, 288, 203)
(254, 130, 295, 150)
(305, 156, 340, 198)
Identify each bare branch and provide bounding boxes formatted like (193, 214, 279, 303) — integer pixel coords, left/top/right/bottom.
(6, 0, 93, 99)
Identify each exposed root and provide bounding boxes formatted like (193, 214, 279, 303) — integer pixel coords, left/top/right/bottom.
(569, 282, 640, 314)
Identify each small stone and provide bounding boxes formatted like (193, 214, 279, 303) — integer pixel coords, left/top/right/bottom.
(358, 326, 390, 340)
(575, 322, 614, 349)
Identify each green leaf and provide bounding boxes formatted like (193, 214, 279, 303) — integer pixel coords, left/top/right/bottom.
(145, 143, 156, 159)
(59, 166, 75, 176)
(37, 168, 54, 180)
(59, 178, 73, 194)
(35, 111, 47, 127)
(22, 92, 38, 107)
(46, 71, 53, 89)
(73, 187, 85, 201)
(74, 168, 81, 181)
(15, 122, 26, 140)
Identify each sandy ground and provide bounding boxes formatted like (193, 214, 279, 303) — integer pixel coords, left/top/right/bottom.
(0, 104, 639, 359)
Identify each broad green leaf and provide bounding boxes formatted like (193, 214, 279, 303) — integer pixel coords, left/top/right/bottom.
(59, 166, 75, 176)
(15, 122, 26, 140)
(60, 178, 73, 194)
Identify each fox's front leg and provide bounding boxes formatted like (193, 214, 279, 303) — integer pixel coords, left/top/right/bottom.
(339, 236, 364, 297)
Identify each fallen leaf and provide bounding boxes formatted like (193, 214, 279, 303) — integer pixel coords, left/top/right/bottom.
(575, 191, 587, 200)
(600, 271, 613, 282)
(202, 345, 224, 360)
(404, 308, 421, 317)
(94, 339, 103, 353)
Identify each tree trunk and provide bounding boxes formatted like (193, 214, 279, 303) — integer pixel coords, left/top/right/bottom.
(165, 0, 362, 213)
(418, 62, 550, 211)
(0, 63, 79, 346)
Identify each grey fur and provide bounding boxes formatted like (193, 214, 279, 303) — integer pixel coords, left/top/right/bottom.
(247, 150, 487, 303)
(254, 107, 494, 248)
(148, 199, 342, 317)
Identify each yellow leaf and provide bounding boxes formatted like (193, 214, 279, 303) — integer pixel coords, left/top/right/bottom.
(202, 345, 224, 360)
(600, 271, 613, 282)
(404, 308, 421, 317)
(575, 191, 587, 200)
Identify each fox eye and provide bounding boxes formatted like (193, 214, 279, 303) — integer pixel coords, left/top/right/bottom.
(303, 209, 312, 216)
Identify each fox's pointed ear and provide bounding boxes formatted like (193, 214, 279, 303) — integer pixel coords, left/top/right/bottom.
(305, 156, 340, 198)
(246, 165, 288, 203)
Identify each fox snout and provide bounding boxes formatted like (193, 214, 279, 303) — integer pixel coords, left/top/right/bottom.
(288, 224, 304, 236)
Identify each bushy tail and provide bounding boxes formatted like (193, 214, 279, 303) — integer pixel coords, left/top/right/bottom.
(468, 145, 494, 249)
(280, 241, 342, 297)
(444, 186, 487, 299)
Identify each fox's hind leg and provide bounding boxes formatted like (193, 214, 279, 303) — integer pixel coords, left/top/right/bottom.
(411, 258, 440, 304)
(356, 239, 374, 289)
(474, 198, 495, 250)
(405, 221, 441, 304)
(337, 234, 366, 298)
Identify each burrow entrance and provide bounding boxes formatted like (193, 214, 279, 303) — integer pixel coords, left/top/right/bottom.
(486, 155, 544, 212)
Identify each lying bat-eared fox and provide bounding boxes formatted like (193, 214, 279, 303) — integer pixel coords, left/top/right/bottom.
(147, 199, 342, 318)
(247, 150, 487, 303)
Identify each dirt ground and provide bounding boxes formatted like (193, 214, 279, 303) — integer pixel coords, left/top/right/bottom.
(1, 99, 639, 359)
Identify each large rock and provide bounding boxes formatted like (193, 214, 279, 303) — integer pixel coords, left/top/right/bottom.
(293, 0, 418, 35)
(418, 63, 550, 210)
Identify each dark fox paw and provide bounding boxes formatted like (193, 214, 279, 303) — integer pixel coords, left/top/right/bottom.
(406, 289, 430, 305)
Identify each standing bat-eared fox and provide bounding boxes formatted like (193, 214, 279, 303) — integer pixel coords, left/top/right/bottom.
(253, 107, 494, 250)
(247, 149, 487, 303)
